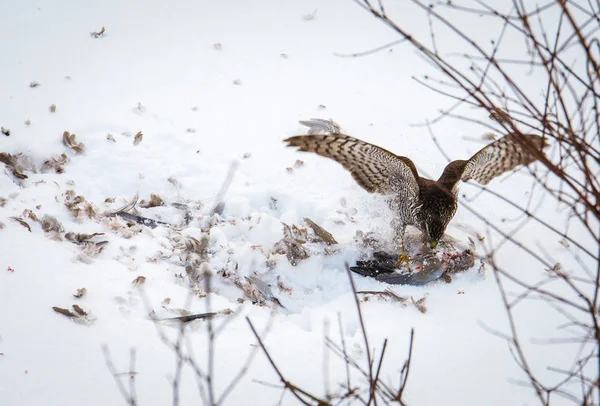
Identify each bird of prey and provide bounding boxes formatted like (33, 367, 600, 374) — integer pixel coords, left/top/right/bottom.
(284, 130, 548, 254)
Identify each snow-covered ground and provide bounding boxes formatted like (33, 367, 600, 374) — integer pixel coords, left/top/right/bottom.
(1, 1, 593, 405)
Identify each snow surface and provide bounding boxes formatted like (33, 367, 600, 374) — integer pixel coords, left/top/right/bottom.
(0, 1, 594, 405)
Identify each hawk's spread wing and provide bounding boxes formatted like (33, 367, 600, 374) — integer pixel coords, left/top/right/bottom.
(461, 133, 548, 185)
(284, 133, 420, 197)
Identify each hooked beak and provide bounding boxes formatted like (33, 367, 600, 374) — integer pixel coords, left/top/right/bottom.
(430, 241, 438, 249)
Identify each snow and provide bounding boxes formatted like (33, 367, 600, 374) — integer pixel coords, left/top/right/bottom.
(0, 1, 593, 405)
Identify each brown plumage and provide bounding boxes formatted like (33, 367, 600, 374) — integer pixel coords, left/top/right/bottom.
(284, 132, 548, 247)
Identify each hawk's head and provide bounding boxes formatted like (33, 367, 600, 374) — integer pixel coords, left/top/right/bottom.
(424, 215, 447, 248)
(420, 184, 458, 248)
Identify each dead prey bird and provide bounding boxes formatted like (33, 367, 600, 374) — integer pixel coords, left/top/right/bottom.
(285, 130, 548, 259)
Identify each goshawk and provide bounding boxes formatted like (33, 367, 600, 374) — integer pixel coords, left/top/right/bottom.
(284, 131, 548, 249)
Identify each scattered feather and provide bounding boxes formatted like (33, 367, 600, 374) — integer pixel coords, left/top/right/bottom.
(41, 153, 69, 174)
(65, 232, 105, 244)
(273, 222, 309, 265)
(22, 209, 39, 222)
(73, 288, 87, 298)
(299, 118, 341, 134)
(110, 193, 139, 214)
(411, 296, 428, 313)
(132, 276, 146, 287)
(0, 152, 33, 181)
(168, 177, 181, 187)
(304, 217, 338, 245)
(117, 212, 169, 229)
(245, 276, 286, 308)
(79, 240, 109, 258)
(10, 217, 31, 232)
(185, 236, 208, 255)
(357, 290, 408, 306)
(269, 197, 278, 211)
(64, 192, 97, 221)
(41, 215, 64, 234)
(133, 131, 143, 146)
(90, 26, 105, 38)
(62, 131, 85, 154)
(53, 305, 95, 324)
(53, 306, 77, 318)
(139, 193, 164, 208)
(156, 309, 233, 325)
(72, 304, 87, 316)
(302, 9, 317, 20)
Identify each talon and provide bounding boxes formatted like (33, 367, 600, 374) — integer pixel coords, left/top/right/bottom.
(394, 226, 411, 269)
(395, 251, 410, 267)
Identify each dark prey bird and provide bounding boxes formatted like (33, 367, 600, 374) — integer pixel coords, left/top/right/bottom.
(284, 131, 548, 255)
